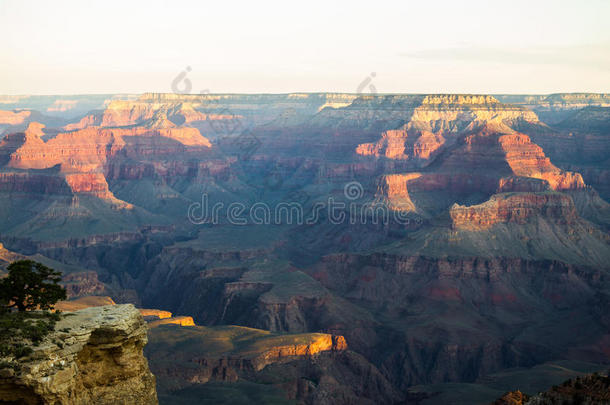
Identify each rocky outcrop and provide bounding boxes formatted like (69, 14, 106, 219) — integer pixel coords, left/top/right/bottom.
(6, 125, 211, 172)
(0, 171, 71, 194)
(497, 132, 585, 190)
(410, 95, 539, 131)
(64, 100, 237, 131)
(497, 176, 551, 193)
(263, 334, 346, 360)
(55, 295, 116, 311)
(356, 95, 538, 161)
(0, 116, 213, 209)
(147, 326, 348, 377)
(139, 309, 172, 320)
(63, 172, 130, 208)
(356, 96, 541, 165)
(357, 127, 446, 162)
(148, 316, 196, 328)
(439, 125, 585, 191)
(0, 243, 25, 269)
(493, 390, 528, 405)
(53, 296, 195, 329)
(531, 93, 610, 112)
(0, 110, 32, 126)
(377, 172, 499, 213)
(450, 192, 579, 230)
(374, 123, 587, 217)
(143, 324, 389, 404)
(0, 305, 158, 404)
(497, 93, 610, 125)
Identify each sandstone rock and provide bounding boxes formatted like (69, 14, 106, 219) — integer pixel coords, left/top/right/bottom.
(374, 123, 588, 218)
(148, 316, 196, 328)
(139, 309, 172, 320)
(146, 324, 348, 386)
(0, 171, 71, 194)
(64, 100, 238, 131)
(440, 125, 585, 191)
(492, 390, 528, 405)
(146, 324, 397, 404)
(0, 243, 25, 269)
(54, 296, 116, 312)
(0, 110, 32, 125)
(357, 127, 446, 162)
(497, 176, 551, 193)
(0, 304, 158, 404)
(450, 192, 578, 230)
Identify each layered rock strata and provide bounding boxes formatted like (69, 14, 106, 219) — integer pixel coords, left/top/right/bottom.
(0, 305, 158, 404)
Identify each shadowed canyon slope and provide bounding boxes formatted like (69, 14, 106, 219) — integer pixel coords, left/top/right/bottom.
(0, 93, 609, 404)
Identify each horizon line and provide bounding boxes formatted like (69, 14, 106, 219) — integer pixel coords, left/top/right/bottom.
(2, 91, 610, 97)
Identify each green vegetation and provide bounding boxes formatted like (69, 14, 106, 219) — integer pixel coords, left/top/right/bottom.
(0, 260, 66, 312)
(0, 260, 66, 370)
(0, 310, 62, 370)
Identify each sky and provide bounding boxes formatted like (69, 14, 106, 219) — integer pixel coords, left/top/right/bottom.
(1, 0, 609, 94)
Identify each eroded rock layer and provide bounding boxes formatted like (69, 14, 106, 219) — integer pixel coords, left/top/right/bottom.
(0, 305, 158, 405)
(450, 192, 578, 230)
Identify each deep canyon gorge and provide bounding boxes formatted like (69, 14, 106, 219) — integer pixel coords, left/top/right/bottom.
(0, 92, 609, 404)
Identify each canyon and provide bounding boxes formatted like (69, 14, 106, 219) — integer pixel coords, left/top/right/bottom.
(0, 92, 609, 404)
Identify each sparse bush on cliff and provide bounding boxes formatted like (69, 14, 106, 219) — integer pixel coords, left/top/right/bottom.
(0, 311, 62, 370)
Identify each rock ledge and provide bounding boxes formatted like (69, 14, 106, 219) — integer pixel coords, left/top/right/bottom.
(0, 304, 158, 404)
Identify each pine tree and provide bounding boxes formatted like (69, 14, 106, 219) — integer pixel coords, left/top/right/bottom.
(0, 260, 67, 312)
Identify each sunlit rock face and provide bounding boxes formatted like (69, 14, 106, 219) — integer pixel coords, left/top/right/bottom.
(0, 305, 158, 405)
(450, 192, 578, 230)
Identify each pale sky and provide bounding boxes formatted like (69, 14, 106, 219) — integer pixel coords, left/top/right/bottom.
(1, 0, 609, 94)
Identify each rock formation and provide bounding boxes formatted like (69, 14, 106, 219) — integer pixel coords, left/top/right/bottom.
(54, 296, 116, 312)
(450, 192, 578, 230)
(148, 316, 196, 328)
(0, 305, 158, 404)
(0, 243, 25, 269)
(139, 309, 172, 320)
(0, 110, 32, 126)
(145, 324, 402, 404)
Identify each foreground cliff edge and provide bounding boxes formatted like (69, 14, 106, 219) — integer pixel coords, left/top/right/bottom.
(0, 304, 158, 404)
